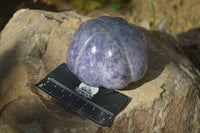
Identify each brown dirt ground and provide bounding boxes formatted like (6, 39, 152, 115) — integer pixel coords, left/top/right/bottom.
(0, 0, 200, 35)
(42, 0, 200, 35)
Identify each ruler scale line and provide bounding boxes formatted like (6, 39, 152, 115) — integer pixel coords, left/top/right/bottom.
(49, 77, 114, 117)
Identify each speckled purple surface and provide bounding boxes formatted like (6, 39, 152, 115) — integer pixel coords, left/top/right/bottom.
(67, 16, 148, 89)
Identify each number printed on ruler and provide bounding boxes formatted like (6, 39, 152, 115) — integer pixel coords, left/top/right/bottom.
(38, 76, 114, 126)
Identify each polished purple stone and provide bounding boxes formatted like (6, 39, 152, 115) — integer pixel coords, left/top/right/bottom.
(67, 16, 148, 89)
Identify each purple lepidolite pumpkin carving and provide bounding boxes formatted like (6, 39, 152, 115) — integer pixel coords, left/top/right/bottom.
(67, 16, 148, 89)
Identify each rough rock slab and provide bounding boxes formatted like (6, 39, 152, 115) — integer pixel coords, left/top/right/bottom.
(0, 9, 200, 133)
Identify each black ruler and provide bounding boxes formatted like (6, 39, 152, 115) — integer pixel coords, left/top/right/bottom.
(35, 63, 131, 127)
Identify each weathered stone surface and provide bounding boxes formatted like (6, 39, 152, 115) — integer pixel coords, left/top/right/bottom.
(0, 9, 200, 133)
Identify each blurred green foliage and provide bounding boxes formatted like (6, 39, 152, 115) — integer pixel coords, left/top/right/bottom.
(149, 0, 156, 30)
(73, 0, 128, 11)
(73, 0, 102, 10)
